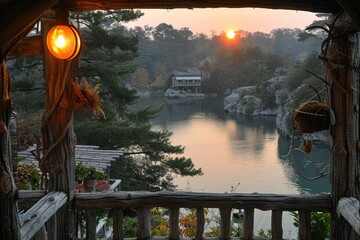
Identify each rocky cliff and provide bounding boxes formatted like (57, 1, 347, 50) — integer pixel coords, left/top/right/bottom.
(224, 68, 328, 141)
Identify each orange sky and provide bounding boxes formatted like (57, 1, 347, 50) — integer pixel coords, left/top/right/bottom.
(125, 8, 318, 36)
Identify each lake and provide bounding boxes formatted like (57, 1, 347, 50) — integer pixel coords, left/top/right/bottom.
(135, 95, 330, 238)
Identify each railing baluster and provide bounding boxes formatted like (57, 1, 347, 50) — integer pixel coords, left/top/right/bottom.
(271, 210, 283, 240)
(169, 208, 180, 239)
(243, 208, 254, 240)
(113, 208, 124, 240)
(195, 208, 205, 239)
(219, 208, 232, 240)
(136, 208, 151, 239)
(85, 209, 96, 240)
(298, 210, 311, 240)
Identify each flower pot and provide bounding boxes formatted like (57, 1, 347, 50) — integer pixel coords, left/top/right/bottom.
(293, 101, 330, 133)
(84, 178, 96, 192)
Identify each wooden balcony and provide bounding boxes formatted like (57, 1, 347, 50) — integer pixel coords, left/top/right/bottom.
(74, 191, 331, 240)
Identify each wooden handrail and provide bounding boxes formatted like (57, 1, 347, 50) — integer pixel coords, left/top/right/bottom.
(75, 191, 331, 211)
(74, 191, 331, 240)
(20, 191, 67, 240)
(337, 197, 360, 235)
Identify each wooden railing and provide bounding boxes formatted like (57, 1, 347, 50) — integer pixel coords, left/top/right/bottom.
(74, 191, 331, 240)
(19, 191, 67, 240)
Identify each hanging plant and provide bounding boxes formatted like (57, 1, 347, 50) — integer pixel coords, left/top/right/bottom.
(72, 77, 105, 118)
(293, 100, 330, 133)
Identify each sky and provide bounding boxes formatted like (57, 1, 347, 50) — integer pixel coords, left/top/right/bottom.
(124, 8, 319, 36)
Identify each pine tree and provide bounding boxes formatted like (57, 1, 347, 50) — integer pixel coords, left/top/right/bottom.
(74, 10, 203, 191)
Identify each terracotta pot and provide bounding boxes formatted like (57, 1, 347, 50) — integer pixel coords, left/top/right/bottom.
(84, 178, 96, 192)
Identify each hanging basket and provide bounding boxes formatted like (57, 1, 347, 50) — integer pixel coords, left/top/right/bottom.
(293, 100, 330, 133)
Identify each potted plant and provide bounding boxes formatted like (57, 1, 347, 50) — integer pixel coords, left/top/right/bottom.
(75, 163, 108, 192)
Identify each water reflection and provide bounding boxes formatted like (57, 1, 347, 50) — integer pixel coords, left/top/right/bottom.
(134, 95, 330, 194)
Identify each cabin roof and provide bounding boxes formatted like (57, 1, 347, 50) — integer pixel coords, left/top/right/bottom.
(173, 70, 202, 77)
(18, 145, 123, 171)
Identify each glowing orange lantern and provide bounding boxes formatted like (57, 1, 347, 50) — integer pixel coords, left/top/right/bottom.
(46, 13, 81, 60)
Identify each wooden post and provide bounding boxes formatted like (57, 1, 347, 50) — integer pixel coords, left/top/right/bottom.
(271, 210, 283, 240)
(243, 208, 254, 240)
(328, 15, 360, 239)
(41, 16, 77, 239)
(136, 208, 151, 239)
(195, 208, 205, 239)
(298, 210, 311, 240)
(0, 61, 20, 239)
(113, 208, 124, 240)
(169, 208, 180, 239)
(219, 208, 232, 240)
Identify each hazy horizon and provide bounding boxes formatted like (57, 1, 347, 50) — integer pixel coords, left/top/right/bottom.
(125, 8, 319, 36)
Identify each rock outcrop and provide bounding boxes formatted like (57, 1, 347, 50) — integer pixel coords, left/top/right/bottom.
(223, 67, 329, 141)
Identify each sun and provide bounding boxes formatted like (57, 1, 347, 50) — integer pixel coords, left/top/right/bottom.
(226, 31, 236, 39)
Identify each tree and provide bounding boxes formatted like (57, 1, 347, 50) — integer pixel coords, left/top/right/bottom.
(74, 10, 203, 190)
(9, 10, 202, 192)
(131, 66, 149, 89)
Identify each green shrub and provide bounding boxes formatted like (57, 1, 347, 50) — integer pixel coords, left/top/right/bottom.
(290, 211, 330, 240)
(245, 98, 255, 114)
(75, 162, 108, 182)
(15, 160, 41, 190)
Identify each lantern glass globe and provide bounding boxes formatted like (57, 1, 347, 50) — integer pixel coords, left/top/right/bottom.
(46, 25, 81, 60)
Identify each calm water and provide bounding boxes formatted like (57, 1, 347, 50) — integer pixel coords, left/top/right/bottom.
(135, 95, 330, 237)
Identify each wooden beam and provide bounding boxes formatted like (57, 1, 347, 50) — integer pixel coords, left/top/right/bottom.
(336, 0, 360, 29)
(337, 197, 360, 235)
(75, 191, 332, 211)
(8, 35, 43, 57)
(0, 61, 20, 240)
(20, 191, 67, 240)
(0, 0, 58, 60)
(57, 0, 341, 13)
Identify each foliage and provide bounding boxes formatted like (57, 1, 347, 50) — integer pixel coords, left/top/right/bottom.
(109, 156, 176, 191)
(257, 228, 272, 239)
(202, 46, 284, 94)
(244, 97, 255, 115)
(78, 208, 110, 237)
(123, 216, 138, 237)
(290, 211, 330, 240)
(75, 162, 108, 181)
(151, 207, 170, 236)
(15, 157, 42, 190)
(73, 10, 202, 190)
(282, 52, 324, 92)
(149, 207, 244, 238)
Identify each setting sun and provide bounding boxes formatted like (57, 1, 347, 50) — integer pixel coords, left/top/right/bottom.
(226, 31, 236, 39)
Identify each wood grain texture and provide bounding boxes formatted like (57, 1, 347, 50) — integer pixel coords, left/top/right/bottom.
(298, 211, 311, 240)
(136, 208, 151, 239)
(0, 61, 20, 240)
(271, 210, 282, 240)
(75, 191, 331, 211)
(337, 197, 360, 235)
(0, 0, 57, 61)
(169, 208, 180, 239)
(243, 208, 254, 240)
(195, 208, 205, 239)
(219, 208, 231, 240)
(20, 191, 67, 240)
(112, 208, 124, 240)
(56, 0, 340, 13)
(41, 18, 77, 239)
